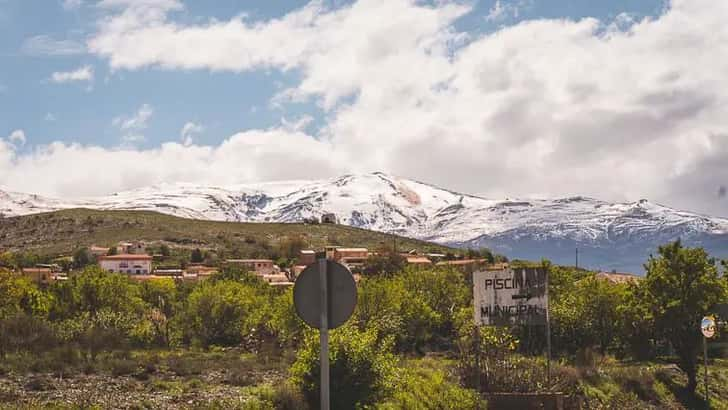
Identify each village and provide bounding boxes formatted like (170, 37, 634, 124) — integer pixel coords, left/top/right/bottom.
(13, 238, 512, 287)
(15, 236, 640, 289)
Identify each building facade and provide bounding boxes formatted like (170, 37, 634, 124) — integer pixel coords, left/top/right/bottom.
(98, 254, 153, 275)
(225, 259, 278, 276)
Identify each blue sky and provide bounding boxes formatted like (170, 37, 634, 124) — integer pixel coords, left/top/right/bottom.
(1, 0, 664, 150)
(2, 0, 727, 218)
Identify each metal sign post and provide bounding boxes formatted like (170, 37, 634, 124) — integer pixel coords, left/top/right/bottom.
(545, 269, 551, 388)
(700, 316, 716, 405)
(703, 336, 709, 404)
(319, 258, 329, 410)
(293, 259, 356, 410)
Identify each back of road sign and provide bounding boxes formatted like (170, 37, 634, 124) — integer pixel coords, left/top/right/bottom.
(293, 260, 357, 329)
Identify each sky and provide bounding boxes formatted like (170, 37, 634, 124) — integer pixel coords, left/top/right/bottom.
(1, 0, 727, 218)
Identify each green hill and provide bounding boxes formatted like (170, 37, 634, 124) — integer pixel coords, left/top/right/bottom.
(0, 208, 453, 257)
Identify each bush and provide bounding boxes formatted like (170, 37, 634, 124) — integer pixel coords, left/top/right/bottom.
(110, 358, 138, 376)
(167, 354, 205, 376)
(25, 375, 54, 391)
(181, 279, 270, 347)
(225, 362, 259, 387)
(290, 326, 397, 409)
(355, 267, 470, 353)
(377, 359, 484, 409)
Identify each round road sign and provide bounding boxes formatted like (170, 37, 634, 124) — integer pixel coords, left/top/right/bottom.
(293, 260, 357, 329)
(701, 316, 716, 338)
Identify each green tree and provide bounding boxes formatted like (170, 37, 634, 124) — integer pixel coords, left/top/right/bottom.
(290, 325, 396, 409)
(139, 278, 177, 346)
(641, 241, 727, 393)
(49, 266, 145, 320)
(107, 246, 118, 256)
(190, 248, 204, 263)
(72, 247, 93, 269)
(181, 279, 268, 347)
(550, 272, 626, 355)
(0, 269, 53, 318)
(160, 244, 171, 257)
(363, 250, 406, 276)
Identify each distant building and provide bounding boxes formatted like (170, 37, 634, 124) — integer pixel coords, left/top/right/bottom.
(334, 248, 369, 265)
(117, 241, 146, 255)
(98, 254, 153, 275)
(186, 265, 219, 279)
(321, 213, 338, 224)
(21, 267, 55, 286)
(406, 256, 432, 265)
(154, 268, 184, 277)
(595, 271, 641, 284)
(225, 259, 278, 276)
(89, 246, 111, 257)
(298, 250, 316, 266)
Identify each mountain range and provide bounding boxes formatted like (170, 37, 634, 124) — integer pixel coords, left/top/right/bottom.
(2, 172, 727, 273)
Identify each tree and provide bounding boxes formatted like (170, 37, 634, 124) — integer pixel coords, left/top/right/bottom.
(362, 250, 406, 276)
(190, 248, 204, 263)
(290, 325, 396, 408)
(160, 244, 171, 257)
(48, 266, 145, 320)
(73, 247, 92, 269)
(181, 279, 268, 347)
(641, 241, 727, 393)
(107, 246, 118, 256)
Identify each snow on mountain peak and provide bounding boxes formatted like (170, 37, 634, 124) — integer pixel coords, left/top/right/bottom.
(2, 173, 728, 271)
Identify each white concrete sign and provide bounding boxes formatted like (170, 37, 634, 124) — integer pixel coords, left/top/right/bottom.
(473, 267, 548, 326)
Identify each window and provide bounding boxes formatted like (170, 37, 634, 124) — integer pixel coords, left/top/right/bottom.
(136, 269, 141, 274)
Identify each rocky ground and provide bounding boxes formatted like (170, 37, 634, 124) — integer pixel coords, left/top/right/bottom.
(0, 350, 291, 409)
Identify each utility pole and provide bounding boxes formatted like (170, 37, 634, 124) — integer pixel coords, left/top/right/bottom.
(575, 248, 579, 269)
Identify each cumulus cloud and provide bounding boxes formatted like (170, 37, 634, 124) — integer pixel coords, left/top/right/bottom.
(486, 0, 530, 22)
(0, 128, 341, 198)
(112, 103, 153, 142)
(7, 130, 26, 146)
(50, 65, 94, 83)
(180, 121, 203, 146)
(5, 0, 726, 218)
(21, 35, 85, 56)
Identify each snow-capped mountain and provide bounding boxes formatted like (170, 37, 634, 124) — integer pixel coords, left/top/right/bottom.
(2, 172, 727, 273)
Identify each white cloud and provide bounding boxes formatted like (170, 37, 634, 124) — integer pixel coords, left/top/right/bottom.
(486, 0, 532, 22)
(0, 128, 340, 198)
(5, 0, 727, 218)
(62, 0, 82, 10)
(50, 65, 94, 83)
(281, 115, 313, 133)
(21, 35, 86, 56)
(45, 113, 57, 121)
(7, 130, 26, 146)
(180, 121, 203, 146)
(113, 103, 153, 142)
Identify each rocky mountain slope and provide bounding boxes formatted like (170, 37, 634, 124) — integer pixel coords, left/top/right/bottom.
(3, 172, 727, 273)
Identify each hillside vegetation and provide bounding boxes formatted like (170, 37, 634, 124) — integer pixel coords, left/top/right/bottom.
(0, 208, 453, 256)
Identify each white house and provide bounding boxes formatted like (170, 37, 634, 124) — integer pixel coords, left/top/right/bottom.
(98, 254, 153, 275)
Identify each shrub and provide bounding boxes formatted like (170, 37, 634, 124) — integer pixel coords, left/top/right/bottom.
(377, 359, 484, 409)
(25, 375, 54, 391)
(182, 279, 269, 347)
(167, 354, 205, 376)
(225, 362, 259, 387)
(110, 358, 138, 376)
(290, 326, 397, 409)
